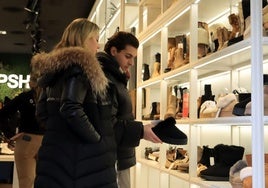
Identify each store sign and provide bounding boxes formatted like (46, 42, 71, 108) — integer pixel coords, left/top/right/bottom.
(0, 74, 30, 89)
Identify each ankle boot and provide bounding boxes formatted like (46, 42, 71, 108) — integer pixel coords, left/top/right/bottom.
(228, 13, 242, 40)
(143, 102, 159, 120)
(153, 102, 160, 120)
(166, 38, 176, 72)
(151, 53, 161, 78)
(164, 87, 177, 119)
(142, 63, 150, 81)
(198, 145, 215, 167)
(200, 144, 245, 181)
(198, 22, 209, 58)
(173, 46, 185, 68)
(198, 84, 215, 118)
(209, 23, 224, 52)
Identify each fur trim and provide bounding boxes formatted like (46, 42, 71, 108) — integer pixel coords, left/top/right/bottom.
(31, 47, 108, 96)
(240, 167, 252, 180)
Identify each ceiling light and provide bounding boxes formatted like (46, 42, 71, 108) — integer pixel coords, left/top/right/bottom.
(0, 31, 7, 35)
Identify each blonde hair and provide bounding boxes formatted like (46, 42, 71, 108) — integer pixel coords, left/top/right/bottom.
(54, 18, 99, 49)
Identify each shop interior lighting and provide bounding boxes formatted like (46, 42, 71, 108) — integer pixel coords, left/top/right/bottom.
(140, 28, 162, 45)
(163, 69, 190, 80)
(129, 18, 138, 29)
(90, 11, 96, 21)
(207, 9, 230, 26)
(194, 0, 201, 4)
(106, 9, 121, 28)
(0, 31, 7, 35)
(198, 70, 230, 82)
(164, 6, 190, 27)
(138, 79, 161, 89)
(99, 26, 106, 41)
(194, 46, 251, 69)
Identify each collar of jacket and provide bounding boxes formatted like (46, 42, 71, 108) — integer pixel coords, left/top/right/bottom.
(96, 52, 128, 85)
(31, 46, 108, 97)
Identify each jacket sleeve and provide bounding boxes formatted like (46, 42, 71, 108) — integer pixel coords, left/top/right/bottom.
(60, 75, 100, 143)
(108, 83, 143, 147)
(0, 95, 21, 117)
(36, 88, 48, 124)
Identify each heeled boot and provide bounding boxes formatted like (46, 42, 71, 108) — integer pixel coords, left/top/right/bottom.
(151, 53, 161, 78)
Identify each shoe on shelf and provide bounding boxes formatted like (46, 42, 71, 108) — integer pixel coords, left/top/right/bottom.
(229, 160, 248, 188)
(152, 117, 187, 145)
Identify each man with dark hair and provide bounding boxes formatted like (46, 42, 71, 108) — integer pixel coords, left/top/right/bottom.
(97, 31, 161, 188)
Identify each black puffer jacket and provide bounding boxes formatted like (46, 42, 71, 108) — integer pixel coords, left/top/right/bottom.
(97, 52, 143, 170)
(33, 47, 117, 188)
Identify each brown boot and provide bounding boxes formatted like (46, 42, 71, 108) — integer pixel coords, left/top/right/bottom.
(166, 38, 176, 71)
(151, 53, 161, 78)
(164, 91, 177, 119)
(217, 27, 229, 51)
(228, 13, 242, 39)
(173, 47, 185, 68)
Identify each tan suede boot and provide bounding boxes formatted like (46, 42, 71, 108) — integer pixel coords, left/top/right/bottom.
(167, 38, 176, 71)
(164, 87, 177, 119)
(151, 53, 161, 78)
(228, 13, 242, 40)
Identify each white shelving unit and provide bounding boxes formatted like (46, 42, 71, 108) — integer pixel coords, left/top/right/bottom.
(88, 0, 267, 187)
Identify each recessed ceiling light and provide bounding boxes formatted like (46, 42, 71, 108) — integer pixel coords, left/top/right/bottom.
(0, 31, 7, 35)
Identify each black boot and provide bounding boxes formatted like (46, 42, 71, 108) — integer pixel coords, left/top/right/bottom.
(143, 102, 159, 120)
(200, 144, 245, 181)
(198, 145, 215, 167)
(142, 63, 150, 81)
(198, 84, 215, 118)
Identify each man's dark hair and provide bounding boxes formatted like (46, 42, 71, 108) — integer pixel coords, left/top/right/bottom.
(104, 31, 139, 55)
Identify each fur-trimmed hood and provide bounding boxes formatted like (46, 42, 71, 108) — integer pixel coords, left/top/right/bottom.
(31, 47, 108, 96)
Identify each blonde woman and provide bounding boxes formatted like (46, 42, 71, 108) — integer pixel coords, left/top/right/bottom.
(33, 18, 161, 188)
